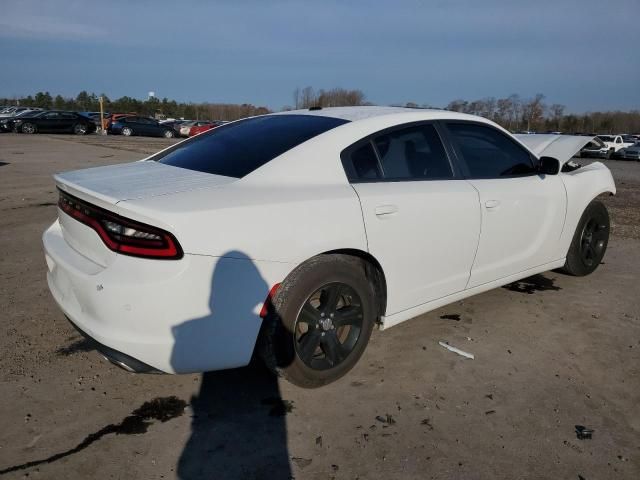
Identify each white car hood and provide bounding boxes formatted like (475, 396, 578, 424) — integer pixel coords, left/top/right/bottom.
(55, 160, 235, 205)
(514, 135, 595, 163)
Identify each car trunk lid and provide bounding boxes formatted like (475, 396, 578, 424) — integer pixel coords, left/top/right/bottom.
(54, 161, 235, 266)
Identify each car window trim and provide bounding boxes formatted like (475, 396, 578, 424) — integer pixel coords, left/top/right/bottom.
(340, 120, 462, 184)
(441, 120, 539, 180)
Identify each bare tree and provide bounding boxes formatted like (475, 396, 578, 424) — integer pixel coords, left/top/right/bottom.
(549, 104, 565, 130)
(293, 87, 300, 109)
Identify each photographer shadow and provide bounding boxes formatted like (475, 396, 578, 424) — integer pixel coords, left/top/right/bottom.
(171, 251, 292, 480)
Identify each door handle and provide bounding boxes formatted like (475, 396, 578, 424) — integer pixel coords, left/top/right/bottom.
(484, 200, 501, 209)
(375, 205, 398, 216)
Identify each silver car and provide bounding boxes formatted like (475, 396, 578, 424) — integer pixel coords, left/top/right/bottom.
(620, 142, 640, 160)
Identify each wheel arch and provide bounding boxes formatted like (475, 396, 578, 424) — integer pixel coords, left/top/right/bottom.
(319, 248, 387, 320)
(559, 164, 616, 258)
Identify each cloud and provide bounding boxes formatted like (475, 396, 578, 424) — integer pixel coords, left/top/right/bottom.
(0, 16, 107, 41)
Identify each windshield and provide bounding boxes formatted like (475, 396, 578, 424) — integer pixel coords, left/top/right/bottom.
(597, 135, 614, 142)
(155, 114, 349, 178)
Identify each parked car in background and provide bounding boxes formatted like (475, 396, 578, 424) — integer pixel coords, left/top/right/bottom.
(107, 116, 177, 138)
(579, 137, 610, 159)
(44, 106, 614, 387)
(179, 120, 212, 137)
(617, 142, 640, 161)
(0, 106, 42, 118)
(595, 134, 634, 158)
(0, 109, 47, 132)
(15, 111, 96, 135)
(160, 119, 188, 134)
(188, 121, 227, 137)
(105, 113, 137, 131)
(80, 112, 109, 129)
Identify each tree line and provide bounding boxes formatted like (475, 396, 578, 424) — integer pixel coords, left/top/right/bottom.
(443, 94, 640, 134)
(0, 91, 270, 121)
(2, 89, 639, 133)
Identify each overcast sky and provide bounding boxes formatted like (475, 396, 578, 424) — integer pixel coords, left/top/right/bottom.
(1, 0, 639, 112)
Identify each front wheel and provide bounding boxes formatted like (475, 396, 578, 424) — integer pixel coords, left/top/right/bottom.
(259, 255, 376, 388)
(163, 129, 175, 138)
(121, 127, 133, 136)
(562, 200, 610, 276)
(21, 123, 36, 134)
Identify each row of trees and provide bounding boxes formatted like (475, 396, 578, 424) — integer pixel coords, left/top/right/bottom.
(0, 91, 271, 121)
(444, 94, 640, 134)
(291, 87, 367, 109)
(2, 89, 639, 133)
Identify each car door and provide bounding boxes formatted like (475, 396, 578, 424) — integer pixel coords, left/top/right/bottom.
(58, 112, 77, 131)
(148, 119, 163, 136)
(443, 122, 566, 288)
(38, 112, 62, 132)
(345, 123, 481, 316)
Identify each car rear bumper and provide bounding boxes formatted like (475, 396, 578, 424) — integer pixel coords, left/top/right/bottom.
(43, 219, 291, 374)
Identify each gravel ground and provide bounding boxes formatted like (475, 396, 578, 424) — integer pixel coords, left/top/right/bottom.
(0, 133, 638, 480)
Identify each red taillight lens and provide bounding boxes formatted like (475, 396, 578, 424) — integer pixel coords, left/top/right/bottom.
(58, 189, 183, 259)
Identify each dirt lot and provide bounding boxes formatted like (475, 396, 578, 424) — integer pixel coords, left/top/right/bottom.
(0, 133, 639, 480)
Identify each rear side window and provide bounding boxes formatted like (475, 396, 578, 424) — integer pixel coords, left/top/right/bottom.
(342, 123, 453, 182)
(155, 115, 348, 178)
(446, 123, 535, 178)
(350, 143, 382, 180)
(373, 125, 452, 180)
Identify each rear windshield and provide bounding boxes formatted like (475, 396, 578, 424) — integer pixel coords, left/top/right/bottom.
(154, 114, 349, 178)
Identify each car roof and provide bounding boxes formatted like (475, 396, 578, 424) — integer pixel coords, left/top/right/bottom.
(272, 106, 444, 122)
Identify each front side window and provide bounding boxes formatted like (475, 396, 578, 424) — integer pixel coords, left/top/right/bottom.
(446, 123, 535, 178)
(155, 114, 348, 178)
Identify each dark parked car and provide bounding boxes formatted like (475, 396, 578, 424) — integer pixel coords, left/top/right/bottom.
(15, 111, 96, 135)
(0, 110, 47, 132)
(107, 116, 177, 138)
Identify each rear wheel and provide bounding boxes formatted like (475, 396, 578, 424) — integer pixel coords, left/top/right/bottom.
(259, 255, 376, 388)
(21, 123, 36, 134)
(562, 200, 609, 276)
(163, 129, 175, 138)
(73, 123, 88, 135)
(122, 127, 133, 136)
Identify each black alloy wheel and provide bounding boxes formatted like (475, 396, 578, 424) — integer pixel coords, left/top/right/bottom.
(562, 200, 609, 276)
(579, 217, 607, 268)
(294, 282, 364, 371)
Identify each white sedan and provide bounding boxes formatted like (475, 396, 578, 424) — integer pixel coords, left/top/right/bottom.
(43, 107, 615, 387)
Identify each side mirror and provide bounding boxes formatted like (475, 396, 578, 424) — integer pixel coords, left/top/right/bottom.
(538, 156, 561, 175)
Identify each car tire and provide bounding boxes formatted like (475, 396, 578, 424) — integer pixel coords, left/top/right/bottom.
(606, 149, 613, 159)
(73, 124, 88, 135)
(562, 200, 609, 276)
(21, 123, 36, 134)
(258, 254, 377, 388)
(122, 127, 133, 136)
(163, 129, 175, 138)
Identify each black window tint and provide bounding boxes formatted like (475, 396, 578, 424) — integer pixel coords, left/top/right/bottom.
(155, 115, 348, 178)
(350, 143, 381, 180)
(373, 125, 452, 180)
(447, 123, 535, 177)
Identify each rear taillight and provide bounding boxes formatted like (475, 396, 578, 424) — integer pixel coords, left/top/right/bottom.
(58, 189, 183, 259)
(260, 283, 281, 318)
